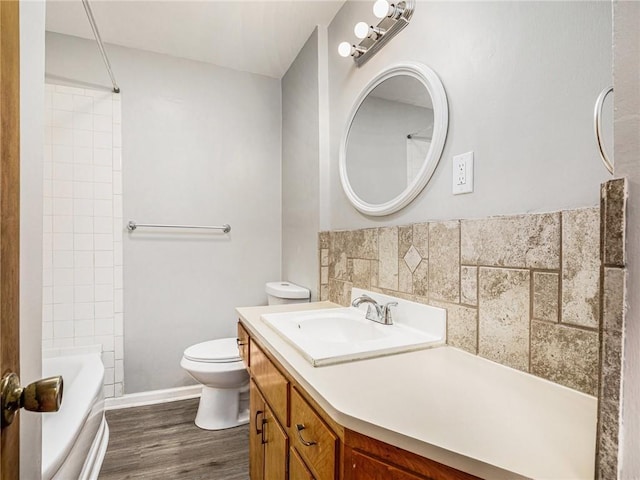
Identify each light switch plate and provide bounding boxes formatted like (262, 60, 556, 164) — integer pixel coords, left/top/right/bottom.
(452, 151, 474, 195)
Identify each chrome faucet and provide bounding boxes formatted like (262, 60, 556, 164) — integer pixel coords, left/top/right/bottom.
(351, 294, 398, 325)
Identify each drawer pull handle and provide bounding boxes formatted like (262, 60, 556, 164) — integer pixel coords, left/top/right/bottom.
(237, 338, 247, 347)
(295, 424, 317, 447)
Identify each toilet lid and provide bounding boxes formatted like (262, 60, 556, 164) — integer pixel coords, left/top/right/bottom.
(184, 338, 241, 363)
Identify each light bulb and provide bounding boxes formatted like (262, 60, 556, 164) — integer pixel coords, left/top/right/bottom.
(354, 22, 370, 39)
(373, 0, 391, 18)
(338, 41, 353, 58)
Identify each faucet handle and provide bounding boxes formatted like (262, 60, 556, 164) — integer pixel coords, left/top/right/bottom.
(383, 302, 398, 324)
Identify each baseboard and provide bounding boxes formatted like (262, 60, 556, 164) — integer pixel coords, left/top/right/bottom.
(105, 385, 202, 410)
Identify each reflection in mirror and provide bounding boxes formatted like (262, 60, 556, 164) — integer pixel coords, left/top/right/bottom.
(339, 62, 448, 216)
(346, 76, 435, 204)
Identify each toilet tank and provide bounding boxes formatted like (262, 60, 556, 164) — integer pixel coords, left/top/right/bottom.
(266, 282, 310, 305)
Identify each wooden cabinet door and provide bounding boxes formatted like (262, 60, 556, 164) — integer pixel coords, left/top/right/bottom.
(250, 381, 266, 480)
(263, 404, 289, 480)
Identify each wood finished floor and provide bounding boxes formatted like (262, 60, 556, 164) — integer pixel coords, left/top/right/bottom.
(99, 399, 249, 480)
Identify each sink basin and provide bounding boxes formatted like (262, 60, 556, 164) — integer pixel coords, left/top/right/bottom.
(261, 292, 445, 366)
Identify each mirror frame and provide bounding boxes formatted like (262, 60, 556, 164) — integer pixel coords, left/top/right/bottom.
(339, 62, 449, 216)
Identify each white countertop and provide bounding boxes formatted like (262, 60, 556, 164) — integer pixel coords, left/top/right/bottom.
(237, 302, 597, 480)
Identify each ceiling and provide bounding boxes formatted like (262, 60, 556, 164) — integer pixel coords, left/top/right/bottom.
(45, 0, 344, 79)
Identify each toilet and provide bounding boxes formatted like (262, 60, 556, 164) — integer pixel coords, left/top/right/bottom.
(180, 281, 310, 430)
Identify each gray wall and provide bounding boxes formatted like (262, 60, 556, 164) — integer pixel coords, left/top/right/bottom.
(45, 33, 282, 393)
(325, 1, 612, 230)
(282, 29, 320, 299)
(21, 2, 45, 478)
(615, 1, 640, 476)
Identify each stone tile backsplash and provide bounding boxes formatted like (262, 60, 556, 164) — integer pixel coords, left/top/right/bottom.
(320, 180, 626, 402)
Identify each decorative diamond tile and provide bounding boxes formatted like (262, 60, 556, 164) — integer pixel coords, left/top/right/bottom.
(403, 245, 422, 273)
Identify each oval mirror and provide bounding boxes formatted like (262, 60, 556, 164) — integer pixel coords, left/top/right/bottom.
(339, 62, 448, 216)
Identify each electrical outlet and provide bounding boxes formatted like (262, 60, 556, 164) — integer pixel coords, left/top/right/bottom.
(452, 152, 474, 195)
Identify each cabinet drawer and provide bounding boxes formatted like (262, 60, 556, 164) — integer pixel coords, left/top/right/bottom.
(237, 322, 250, 367)
(250, 341, 289, 426)
(291, 387, 338, 480)
(349, 450, 426, 480)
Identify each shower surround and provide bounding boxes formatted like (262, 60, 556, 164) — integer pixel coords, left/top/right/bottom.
(43, 83, 124, 397)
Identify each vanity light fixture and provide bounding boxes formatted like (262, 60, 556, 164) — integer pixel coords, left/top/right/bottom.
(338, 0, 414, 66)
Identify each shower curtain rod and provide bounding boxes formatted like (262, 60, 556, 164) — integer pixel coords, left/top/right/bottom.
(81, 0, 120, 93)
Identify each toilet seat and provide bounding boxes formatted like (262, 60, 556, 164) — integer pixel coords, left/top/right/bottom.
(184, 338, 241, 363)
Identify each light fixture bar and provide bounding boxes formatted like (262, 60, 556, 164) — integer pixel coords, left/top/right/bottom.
(341, 0, 415, 66)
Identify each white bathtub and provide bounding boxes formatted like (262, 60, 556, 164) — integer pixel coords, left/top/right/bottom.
(42, 352, 109, 480)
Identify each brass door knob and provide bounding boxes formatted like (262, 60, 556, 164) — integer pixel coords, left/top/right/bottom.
(1, 372, 63, 427)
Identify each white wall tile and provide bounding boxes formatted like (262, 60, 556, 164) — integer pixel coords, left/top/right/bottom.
(53, 268, 74, 286)
(94, 166, 112, 183)
(102, 351, 115, 368)
(73, 112, 92, 131)
(43, 305, 53, 322)
(104, 367, 115, 384)
(74, 234, 93, 251)
(74, 286, 94, 303)
(52, 180, 73, 198)
(73, 146, 92, 164)
(94, 234, 113, 251)
(73, 164, 93, 182)
(53, 215, 73, 233)
(52, 233, 73, 250)
(53, 286, 73, 304)
(54, 321, 74, 338)
(94, 149, 111, 166)
(74, 319, 94, 336)
(73, 95, 93, 113)
(52, 145, 73, 163)
(53, 162, 73, 181)
(74, 336, 96, 347)
(114, 383, 123, 397)
(93, 115, 112, 133)
(52, 127, 73, 146)
(73, 130, 93, 148)
(43, 216, 53, 234)
(52, 198, 73, 216)
(95, 317, 114, 335)
(94, 217, 112, 234)
(73, 182, 93, 199)
(93, 98, 112, 116)
(53, 338, 74, 349)
(114, 313, 123, 336)
(95, 251, 113, 267)
(112, 149, 122, 171)
(53, 304, 73, 322)
(52, 92, 73, 111)
(73, 199, 93, 216)
(74, 267, 94, 285)
(73, 216, 93, 234)
(93, 131, 112, 149)
(114, 336, 123, 359)
(115, 360, 124, 383)
(95, 267, 114, 285)
(74, 251, 93, 268)
(52, 110, 73, 128)
(94, 183, 112, 200)
(42, 322, 53, 340)
(74, 303, 94, 320)
(52, 251, 73, 268)
(103, 385, 115, 398)
(94, 199, 112, 217)
(95, 302, 114, 319)
(95, 284, 114, 302)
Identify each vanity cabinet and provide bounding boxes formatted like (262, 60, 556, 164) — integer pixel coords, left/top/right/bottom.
(239, 321, 480, 480)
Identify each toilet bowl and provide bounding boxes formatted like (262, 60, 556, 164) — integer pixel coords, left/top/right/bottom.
(181, 281, 309, 430)
(180, 338, 249, 430)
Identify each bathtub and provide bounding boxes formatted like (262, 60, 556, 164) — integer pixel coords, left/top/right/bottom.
(42, 352, 109, 480)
